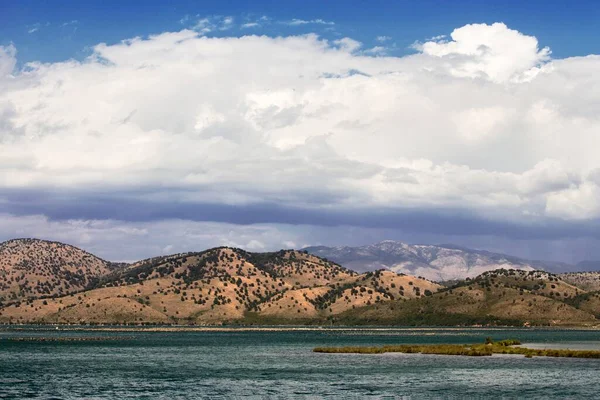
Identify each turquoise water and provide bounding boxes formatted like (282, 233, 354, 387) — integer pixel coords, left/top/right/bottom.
(1, 327, 600, 399)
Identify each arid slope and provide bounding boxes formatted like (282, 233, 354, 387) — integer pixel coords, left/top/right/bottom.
(0, 246, 440, 324)
(0, 239, 119, 305)
(2, 241, 595, 327)
(336, 269, 598, 326)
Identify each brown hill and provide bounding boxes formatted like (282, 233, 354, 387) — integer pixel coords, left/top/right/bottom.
(4, 241, 593, 327)
(0, 245, 441, 325)
(256, 269, 441, 320)
(0, 239, 120, 306)
(473, 269, 584, 299)
(561, 272, 600, 292)
(335, 269, 598, 326)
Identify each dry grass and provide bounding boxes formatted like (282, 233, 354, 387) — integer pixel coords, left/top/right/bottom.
(0, 239, 115, 303)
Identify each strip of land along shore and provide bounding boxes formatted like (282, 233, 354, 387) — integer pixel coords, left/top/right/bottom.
(314, 339, 600, 358)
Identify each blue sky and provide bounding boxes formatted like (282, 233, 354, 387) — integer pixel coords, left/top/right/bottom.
(1, 1, 600, 264)
(2, 0, 599, 64)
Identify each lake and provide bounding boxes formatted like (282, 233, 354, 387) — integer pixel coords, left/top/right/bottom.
(1, 326, 600, 398)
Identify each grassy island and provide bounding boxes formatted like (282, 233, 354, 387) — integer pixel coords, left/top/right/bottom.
(314, 338, 600, 359)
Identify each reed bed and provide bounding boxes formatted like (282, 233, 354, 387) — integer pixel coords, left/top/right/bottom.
(314, 339, 600, 359)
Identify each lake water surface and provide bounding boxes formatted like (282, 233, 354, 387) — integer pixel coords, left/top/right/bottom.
(1, 326, 600, 399)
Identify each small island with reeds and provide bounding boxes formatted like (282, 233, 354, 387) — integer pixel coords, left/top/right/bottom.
(314, 338, 600, 359)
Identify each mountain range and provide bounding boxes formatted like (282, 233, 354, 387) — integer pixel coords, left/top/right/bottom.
(0, 238, 440, 325)
(1, 238, 599, 327)
(303, 240, 592, 281)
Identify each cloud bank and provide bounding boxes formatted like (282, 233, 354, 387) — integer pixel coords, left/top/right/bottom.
(1, 22, 600, 260)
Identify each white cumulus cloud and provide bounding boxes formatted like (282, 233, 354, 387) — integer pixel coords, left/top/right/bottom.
(0, 23, 599, 223)
(416, 22, 551, 83)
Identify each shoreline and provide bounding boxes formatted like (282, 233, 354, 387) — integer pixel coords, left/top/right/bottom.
(1, 324, 600, 332)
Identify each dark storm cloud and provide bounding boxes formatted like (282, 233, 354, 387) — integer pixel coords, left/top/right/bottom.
(3, 189, 600, 241)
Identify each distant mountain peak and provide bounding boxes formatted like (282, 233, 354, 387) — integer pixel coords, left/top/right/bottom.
(302, 241, 576, 281)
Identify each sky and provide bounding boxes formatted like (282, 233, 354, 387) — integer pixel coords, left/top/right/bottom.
(1, 0, 600, 263)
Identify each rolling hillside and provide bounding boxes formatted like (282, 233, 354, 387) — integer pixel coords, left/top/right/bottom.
(561, 272, 600, 292)
(0, 245, 440, 325)
(0, 239, 597, 326)
(335, 269, 597, 326)
(0, 239, 121, 305)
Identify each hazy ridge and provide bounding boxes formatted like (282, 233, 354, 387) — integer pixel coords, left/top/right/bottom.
(304, 240, 587, 281)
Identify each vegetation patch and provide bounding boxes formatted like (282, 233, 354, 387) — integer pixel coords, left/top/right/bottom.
(314, 338, 600, 359)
